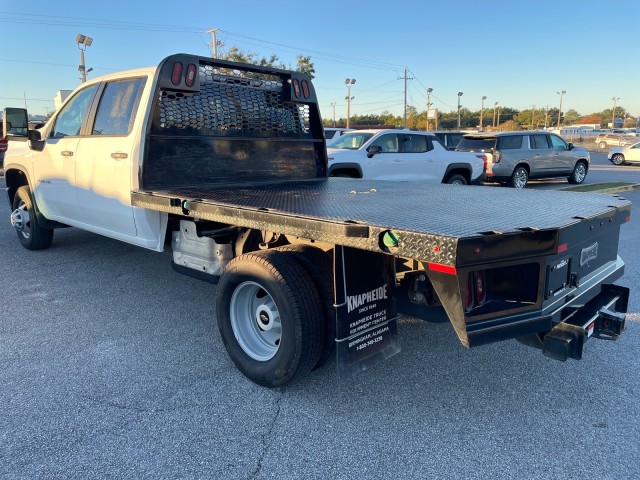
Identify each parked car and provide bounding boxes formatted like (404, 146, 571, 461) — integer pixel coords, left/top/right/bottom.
(456, 131, 589, 188)
(595, 133, 635, 149)
(608, 142, 640, 165)
(327, 129, 486, 185)
(0, 135, 7, 169)
(432, 131, 465, 151)
(324, 127, 353, 142)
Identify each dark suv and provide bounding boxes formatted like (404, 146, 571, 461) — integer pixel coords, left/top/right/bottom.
(456, 131, 590, 188)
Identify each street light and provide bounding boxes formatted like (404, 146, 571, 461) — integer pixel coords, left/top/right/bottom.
(76, 33, 93, 83)
(611, 96, 620, 128)
(426, 87, 433, 131)
(556, 90, 566, 128)
(330, 102, 336, 127)
(457, 91, 463, 128)
(479, 95, 487, 131)
(345, 78, 356, 129)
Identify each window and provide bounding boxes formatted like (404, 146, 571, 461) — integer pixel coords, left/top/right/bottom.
(370, 134, 399, 153)
(549, 134, 567, 149)
(401, 134, 429, 153)
(330, 132, 374, 150)
(498, 135, 523, 150)
(531, 134, 550, 149)
(52, 85, 99, 138)
(92, 79, 145, 135)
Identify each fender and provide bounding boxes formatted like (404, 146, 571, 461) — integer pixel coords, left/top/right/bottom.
(442, 163, 471, 180)
(327, 162, 363, 178)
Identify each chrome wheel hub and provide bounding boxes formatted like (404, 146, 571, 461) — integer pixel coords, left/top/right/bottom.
(10, 205, 31, 239)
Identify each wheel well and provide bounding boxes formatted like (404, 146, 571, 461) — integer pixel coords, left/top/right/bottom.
(4, 169, 29, 206)
(443, 168, 470, 183)
(514, 163, 530, 174)
(329, 168, 360, 178)
(577, 159, 589, 170)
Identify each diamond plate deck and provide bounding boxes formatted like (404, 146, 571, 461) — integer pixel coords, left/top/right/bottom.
(132, 179, 630, 265)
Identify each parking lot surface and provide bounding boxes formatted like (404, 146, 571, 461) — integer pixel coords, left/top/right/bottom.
(1, 173, 639, 479)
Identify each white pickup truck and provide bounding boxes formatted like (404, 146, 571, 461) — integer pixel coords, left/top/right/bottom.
(327, 129, 486, 185)
(1, 54, 631, 388)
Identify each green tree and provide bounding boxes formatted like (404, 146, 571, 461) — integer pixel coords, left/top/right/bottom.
(222, 46, 315, 79)
(563, 109, 581, 125)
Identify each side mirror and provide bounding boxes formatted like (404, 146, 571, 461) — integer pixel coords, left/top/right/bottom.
(366, 145, 382, 158)
(568, 142, 574, 150)
(3, 107, 29, 138)
(28, 129, 42, 142)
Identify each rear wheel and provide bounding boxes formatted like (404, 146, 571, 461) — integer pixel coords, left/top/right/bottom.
(568, 161, 588, 184)
(598, 141, 607, 149)
(216, 250, 324, 387)
(508, 166, 528, 188)
(611, 153, 625, 165)
(445, 174, 468, 185)
(11, 186, 53, 250)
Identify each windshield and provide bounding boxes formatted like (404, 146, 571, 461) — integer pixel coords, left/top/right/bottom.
(329, 132, 374, 150)
(456, 137, 496, 152)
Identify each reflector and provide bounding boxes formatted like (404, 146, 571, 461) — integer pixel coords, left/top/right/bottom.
(171, 62, 183, 86)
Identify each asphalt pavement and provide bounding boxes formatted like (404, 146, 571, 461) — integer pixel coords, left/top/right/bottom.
(0, 167, 639, 479)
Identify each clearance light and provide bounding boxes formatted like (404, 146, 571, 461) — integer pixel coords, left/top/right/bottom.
(475, 271, 487, 305)
(301, 80, 310, 99)
(557, 243, 568, 253)
(171, 62, 183, 86)
(428, 263, 456, 275)
(185, 63, 197, 87)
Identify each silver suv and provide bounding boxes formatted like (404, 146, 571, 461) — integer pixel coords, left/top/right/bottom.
(594, 132, 636, 149)
(456, 131, 589, 188)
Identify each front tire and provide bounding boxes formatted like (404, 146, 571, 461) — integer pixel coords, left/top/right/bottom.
(11, 186, 53, 250)
(598, 141, 607, 149)
(568, 161, 588, 184)
(216, 251, 324, 387)
(611, 153, 625, 165)
(508, 166, 528, 188)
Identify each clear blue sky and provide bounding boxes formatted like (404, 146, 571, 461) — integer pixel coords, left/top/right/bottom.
(1, 0, 638, 122)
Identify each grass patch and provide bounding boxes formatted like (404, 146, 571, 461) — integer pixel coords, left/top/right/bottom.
(561, 182, 640, 193)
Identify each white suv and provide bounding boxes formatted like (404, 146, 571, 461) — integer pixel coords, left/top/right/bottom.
(327, 129, 486, 185)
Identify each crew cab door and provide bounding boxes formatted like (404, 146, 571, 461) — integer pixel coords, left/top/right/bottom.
(33, 84, 100, 221)
(74, 78, 146, 236)
(529, 133, 555, 174)
(398, 133, 439, 180)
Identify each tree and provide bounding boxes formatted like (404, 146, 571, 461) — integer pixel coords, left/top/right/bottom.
(222, 46, 315, 79)
(563, 109, 581, 125)
(577, 114, 603, 127)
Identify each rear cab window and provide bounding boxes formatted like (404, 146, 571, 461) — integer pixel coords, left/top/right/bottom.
(456, 137, 496, 152)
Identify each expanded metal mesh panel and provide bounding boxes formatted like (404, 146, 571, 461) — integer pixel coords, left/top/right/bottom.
(155, 65, 310, 137)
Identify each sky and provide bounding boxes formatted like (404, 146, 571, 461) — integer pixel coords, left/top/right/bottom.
(1, 0, 639, 123)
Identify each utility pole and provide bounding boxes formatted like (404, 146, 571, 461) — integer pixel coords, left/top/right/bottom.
(208, 28, 219, 58)
(345, 78, 356, 128)
(330, 102, 336, 127)
(479, 96, 487, 131)
(544, 105, 549, 128)
(611, 96, 620, 127)
(398, 67, 413, 128)
(457, 92, 463, 128)
(426, 88, 433, 131)
(75, 33, 93, 83)
(493, 101, 498, 128)
(556, 90, 566, 128)
(531, 105, 536, 130)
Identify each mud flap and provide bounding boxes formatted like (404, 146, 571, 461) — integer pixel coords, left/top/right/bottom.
(334, 246, 401, 379)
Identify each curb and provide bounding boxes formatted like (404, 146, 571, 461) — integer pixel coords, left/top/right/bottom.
(560, 183, 640, 195)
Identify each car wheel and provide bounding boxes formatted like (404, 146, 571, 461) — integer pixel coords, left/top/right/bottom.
(611, 153, 625, 165)
(598, 141, 607, 149)
(216, 250, 324, 387)
(445, 174, 468, 185)
(508, 166, 528, 188)
(568, 161, 588, 184)
(11, 186, 54, 250)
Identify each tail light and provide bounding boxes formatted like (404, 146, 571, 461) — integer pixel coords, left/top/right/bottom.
(463, 273, 474, 311)
(185, 63, 197, 87)
(464, 271, 487, 312)
(292, 79, 301, 98)
(474, 270, 486, 305)
(171, 62, 183, 86)
(301, 80, 310, 99)
(493, 150, 502, 163)
(475, 154, 488, 170)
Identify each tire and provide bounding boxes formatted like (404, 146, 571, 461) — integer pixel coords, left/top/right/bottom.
(216, 250, 324, 388)
(274, 245, 335, 369)
(611, 153, 625, 165)
(11, 186, 53, 250)
(508, 166, 528, 188)
(598, 141, 607, 149)
(445, 174, 468, 185)
(568, 161, 588, 184)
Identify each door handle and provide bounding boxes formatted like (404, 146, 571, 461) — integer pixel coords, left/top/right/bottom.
(61, 150, 73, 157)
(393, 159, 401, 162)
(111, 152, 128, 160)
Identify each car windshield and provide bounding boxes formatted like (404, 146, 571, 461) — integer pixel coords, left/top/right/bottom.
(329, 132, 374, 150)
(456, 137, 496, 152)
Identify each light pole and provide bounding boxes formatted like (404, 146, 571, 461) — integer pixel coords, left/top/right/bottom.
(493, 101, 498, 128)
(611, 96, 620, 128)
(76, 33, 93, 83)
(345, 78, 356, 129)
(556, 90, 566, 128)
(426, 87, 433, 131)
(332, 102, 337, 127)
(479, 95, 486, 130)
(457, 91, 463, 128)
